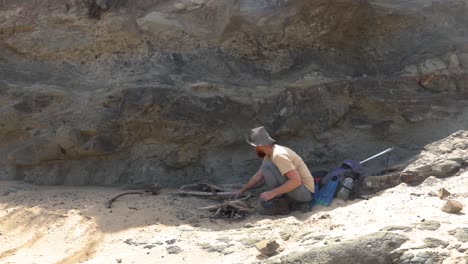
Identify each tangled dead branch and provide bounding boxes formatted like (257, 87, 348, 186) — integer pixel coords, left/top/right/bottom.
(106, 183, 161, 208)
(179, 182, 254, 219)
(198, 200, 254, 219)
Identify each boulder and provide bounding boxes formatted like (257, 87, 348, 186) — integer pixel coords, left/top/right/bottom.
(361, 172, 401, 193)
(255, 240, 280, 256)
(431, 160, 461, 178)
(400, 165, 432, 183)
(441, 200, 463, 214)
(437, 188, 451, 199)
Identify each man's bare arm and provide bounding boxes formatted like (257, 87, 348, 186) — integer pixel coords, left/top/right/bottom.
(238, 169, 263, 194)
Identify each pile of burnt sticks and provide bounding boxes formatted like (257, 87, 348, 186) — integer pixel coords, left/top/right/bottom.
(178, 182, 253, 219)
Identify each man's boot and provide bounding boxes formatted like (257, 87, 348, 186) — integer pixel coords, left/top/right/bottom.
(259, 198, 290, 215)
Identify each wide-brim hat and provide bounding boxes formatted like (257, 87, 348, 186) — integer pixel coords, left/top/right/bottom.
(246, 126, 276, 147)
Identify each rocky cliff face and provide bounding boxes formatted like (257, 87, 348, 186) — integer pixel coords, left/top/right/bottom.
(0, 0, 467, 186)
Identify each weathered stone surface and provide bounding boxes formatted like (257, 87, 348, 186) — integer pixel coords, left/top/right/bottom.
(423, 237, 449, 248)
(55, 125, 82, 158)
(447, 256, 468, 264)
(449, 228, 468, 243)
(274, 232, 407, 264)
(415, 220, 441, 231)
(299, 234, 327, 243)
(198, 242, 232, 254)
(419, 58, 447, 75)
(422, 176, 440, 187)
(395, 251, 447, 264)
(400, 131, 468, 186)
(442, 200, 463, 214)
(255, 240, 279, 256)
(457, 243, 468, 253)
(448, 53, 462, 76)
(0, 0, 467, 186)
(8, 139, 61, 166)
(395, 251, 414, 263)
(380, 226, 413, 232)
(239, 236, 265, 247)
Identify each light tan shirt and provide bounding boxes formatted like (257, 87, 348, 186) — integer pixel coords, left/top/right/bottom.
(265, 145, 315, 193)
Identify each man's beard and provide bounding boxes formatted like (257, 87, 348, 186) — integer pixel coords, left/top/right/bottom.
(256, 151, 266, 158)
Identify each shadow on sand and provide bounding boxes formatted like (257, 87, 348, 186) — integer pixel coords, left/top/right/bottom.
(0, 180, 370, 234)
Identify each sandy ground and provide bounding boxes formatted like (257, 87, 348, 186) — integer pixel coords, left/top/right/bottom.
(1, 171, 467, 264)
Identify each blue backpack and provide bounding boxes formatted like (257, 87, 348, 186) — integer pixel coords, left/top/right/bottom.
(311, 160, 363, 206)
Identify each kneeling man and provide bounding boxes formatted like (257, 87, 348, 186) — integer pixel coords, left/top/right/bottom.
(236, 126, 315, 215)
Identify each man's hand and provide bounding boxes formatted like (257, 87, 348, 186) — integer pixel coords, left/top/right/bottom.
(260, 191, 276, 201)
(234, 169, 264, 199)
(233, 190, 245, 199)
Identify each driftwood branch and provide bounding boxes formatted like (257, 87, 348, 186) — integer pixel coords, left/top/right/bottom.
(178, 182, 251, 200)
(106, 192, 143, 208)
(106, 183, 161, 208)
(178, 191, 236, 197)
(179, 182, 227, 193)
